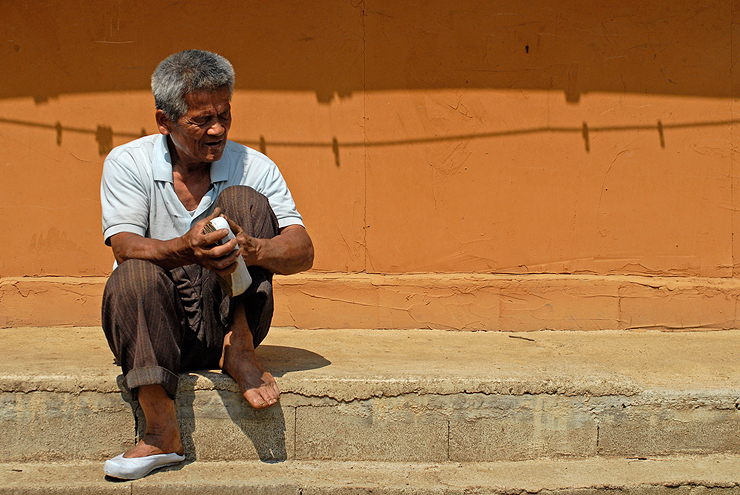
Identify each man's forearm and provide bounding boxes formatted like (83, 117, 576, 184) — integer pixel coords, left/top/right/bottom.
(110, 232, 192, 270)
(253, 225, 314, 275)
(112, 225, 313, 275)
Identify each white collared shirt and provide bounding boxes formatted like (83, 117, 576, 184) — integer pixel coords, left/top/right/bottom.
(101, 134, 303, 245)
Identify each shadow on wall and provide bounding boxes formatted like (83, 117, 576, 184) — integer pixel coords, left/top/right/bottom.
(1, 0, 733, 103)
(1, 114, 735, 158)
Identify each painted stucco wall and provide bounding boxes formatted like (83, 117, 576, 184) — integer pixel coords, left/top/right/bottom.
(1, 0, 739, 329)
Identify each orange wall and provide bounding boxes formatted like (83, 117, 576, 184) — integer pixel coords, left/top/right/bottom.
(1, 0, 738, 282)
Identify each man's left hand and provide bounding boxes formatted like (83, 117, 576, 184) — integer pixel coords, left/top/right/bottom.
(223, 215, 262, 266)
(221, 214, 314, 275)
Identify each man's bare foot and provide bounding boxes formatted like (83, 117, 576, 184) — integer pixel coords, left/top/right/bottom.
(219, 305, 279, 409)
(220, 330, 280, 409)
(123, 385, 184, 458)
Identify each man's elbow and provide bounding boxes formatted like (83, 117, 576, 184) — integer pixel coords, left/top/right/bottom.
(109, 234, 131, 265)
(301, 242, 315, 272)
(289, 237, 313, 274)
(284, 225, 314, 274)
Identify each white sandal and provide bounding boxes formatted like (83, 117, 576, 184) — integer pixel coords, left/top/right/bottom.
(104, 452, 186, 479)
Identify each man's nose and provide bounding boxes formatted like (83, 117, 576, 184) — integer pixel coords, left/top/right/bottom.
(208, 120, 226, 135)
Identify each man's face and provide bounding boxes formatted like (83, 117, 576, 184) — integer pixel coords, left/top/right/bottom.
(159, 85, 232, 167)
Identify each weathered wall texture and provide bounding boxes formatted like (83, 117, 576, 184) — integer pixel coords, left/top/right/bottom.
(1, 0, 738, 328)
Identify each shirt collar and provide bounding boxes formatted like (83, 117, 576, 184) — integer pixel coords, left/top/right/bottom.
(152, 135, 174, 183)
(210, 147, 229, 183)
(152, 135, 229, 184)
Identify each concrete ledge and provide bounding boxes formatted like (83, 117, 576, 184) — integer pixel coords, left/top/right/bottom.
(1, 327, 739, 463)
(2, 456, 740, 495)
(3, 273, 740, 330)
(7, 376, 737, 463)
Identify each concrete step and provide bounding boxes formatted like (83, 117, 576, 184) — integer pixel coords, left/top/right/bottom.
(2, 456, 740, 494)
(1, 327, 739, 467)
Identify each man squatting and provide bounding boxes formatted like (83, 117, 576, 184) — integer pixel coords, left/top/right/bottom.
(99, 49, 314, 479)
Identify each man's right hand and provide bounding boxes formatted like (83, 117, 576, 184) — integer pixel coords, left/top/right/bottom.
(181, 208, 240, 276)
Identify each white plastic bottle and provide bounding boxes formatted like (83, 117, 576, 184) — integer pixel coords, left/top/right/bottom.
(204, 216, 252, 297)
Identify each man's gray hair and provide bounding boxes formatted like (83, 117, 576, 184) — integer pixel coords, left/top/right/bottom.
(151, 49, 235, 121)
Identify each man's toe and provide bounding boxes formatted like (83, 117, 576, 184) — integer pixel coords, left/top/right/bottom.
(244, 389, 270, 409)
(261, 387, 279, 405)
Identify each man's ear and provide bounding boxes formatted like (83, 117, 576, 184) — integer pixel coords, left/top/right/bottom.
(156, 109, 173, 136)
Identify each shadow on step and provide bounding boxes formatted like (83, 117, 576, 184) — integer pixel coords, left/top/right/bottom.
(130, 345, 330, 463)
(254, 344, 332, 377)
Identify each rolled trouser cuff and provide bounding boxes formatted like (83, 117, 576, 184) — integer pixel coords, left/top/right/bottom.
(124, 366, 180, 400)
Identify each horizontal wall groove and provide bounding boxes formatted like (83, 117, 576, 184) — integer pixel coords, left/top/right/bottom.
(2, 274, 739, 331)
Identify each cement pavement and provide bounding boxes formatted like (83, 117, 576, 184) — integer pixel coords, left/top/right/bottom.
(1, 326, 739, 491)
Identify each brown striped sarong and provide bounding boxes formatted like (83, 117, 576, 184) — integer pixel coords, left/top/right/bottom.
(101, 186, 279, 399)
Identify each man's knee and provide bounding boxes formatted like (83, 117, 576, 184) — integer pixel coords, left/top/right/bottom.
(103, 259, 171, 306)
(215, 185, 279, 239)
(215, 185, 268, 211)
(107, 258, 166, 284)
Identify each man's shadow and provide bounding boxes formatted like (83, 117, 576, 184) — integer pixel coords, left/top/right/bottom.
(129, 345, 330, 464)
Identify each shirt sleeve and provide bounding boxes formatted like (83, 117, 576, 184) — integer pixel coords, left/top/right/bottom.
(100, 150, 151, 245)
(249, 155, 304, 229)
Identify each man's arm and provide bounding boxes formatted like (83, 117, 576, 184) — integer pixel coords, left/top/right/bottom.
(109, 208, 240, 276)
(111, 209, 314, 276)
(226, 218, 314, 275)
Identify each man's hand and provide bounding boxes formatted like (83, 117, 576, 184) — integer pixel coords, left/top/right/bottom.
(222, 214, 262, 266)
(183, 207, 240, 276)
(222, 214, 313, 275)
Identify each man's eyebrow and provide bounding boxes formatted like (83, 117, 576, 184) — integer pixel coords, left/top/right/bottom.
(191, 111, 216, 119)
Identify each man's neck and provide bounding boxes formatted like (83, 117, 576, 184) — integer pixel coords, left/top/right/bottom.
(167, 139, 213, 210)
(171, 164, 212, 211)
(166, 137, 211, 181)
(173, 160, 210, 183)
